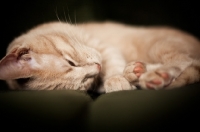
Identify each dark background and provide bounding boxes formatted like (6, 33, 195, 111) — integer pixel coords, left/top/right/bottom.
(1, 0, 200, 89)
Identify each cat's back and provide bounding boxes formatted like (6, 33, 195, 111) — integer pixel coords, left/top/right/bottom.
(78, 21, 135, 38)
(78, 21, 200, 62)
(78, 21, 200, 49)
(78, 21, 198, 40)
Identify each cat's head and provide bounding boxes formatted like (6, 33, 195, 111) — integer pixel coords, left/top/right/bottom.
(0, 22, 102, 90)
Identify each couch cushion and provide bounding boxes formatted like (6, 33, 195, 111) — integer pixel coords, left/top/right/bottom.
(87, 84, 200, 132)
(0, 83, 200, 131)
(0, 90, 92, 131)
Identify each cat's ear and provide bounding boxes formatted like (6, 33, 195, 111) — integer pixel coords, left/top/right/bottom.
(0, 48, 34, 80)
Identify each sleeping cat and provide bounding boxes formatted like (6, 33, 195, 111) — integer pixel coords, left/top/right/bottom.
(0, 21, 200, 93)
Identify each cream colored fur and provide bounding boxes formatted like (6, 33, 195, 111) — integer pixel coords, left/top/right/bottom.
(0, 21, 200, 93)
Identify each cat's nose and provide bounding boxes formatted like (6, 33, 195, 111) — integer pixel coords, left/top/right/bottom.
(95, 63, 101, 71)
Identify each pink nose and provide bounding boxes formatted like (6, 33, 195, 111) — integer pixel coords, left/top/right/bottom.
(95, 63, 101, 71)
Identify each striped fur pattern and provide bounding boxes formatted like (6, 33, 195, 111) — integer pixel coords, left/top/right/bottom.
(0, 21, 200, 93)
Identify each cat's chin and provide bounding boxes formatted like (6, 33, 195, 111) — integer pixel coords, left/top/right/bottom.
(84, 75, 103, 92)
(84, 63, 101, 78)
(79, 77, 95, 91)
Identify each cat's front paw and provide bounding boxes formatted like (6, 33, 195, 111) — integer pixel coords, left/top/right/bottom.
(123, 61, 146, 83)
(104, 75, 136, 93)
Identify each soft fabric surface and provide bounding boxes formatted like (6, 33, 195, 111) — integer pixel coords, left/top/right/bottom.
(0, 82, 200, 131)
(0, 90, 91, 131)
(87, 84, 200, 131)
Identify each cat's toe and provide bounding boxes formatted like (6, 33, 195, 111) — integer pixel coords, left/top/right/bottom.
(139, 70, 173, 90)
(104, 75, 136, 93)
(123, 61, 146, 83)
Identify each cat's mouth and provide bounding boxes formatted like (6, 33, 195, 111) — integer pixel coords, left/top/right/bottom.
(82, 74, 102, 91)
(79, 63, 101, 90)
(84, 63, 101, 78)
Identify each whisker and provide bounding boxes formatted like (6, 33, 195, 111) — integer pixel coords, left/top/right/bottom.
(74, 10, 77, 26)
(63, 7, 68, 24)
(54, 83, 62, 90)
(68, 84, 72, 90)
(55, 7, 61, 22)
(66, 6, 72, 24)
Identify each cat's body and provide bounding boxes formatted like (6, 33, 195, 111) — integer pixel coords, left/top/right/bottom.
(0, 21, 200, 93)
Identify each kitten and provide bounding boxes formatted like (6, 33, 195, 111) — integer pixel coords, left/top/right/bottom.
(0, 21, 200, 93)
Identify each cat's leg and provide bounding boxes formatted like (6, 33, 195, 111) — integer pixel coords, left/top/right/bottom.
(124, 55, 200, 90)
(140, 54, 200, 89)
(138, 65, 181, 89)
(164, 59, 200, 89)
(99, 47, 136, 93)
(104, 75, 136, 93)
(123, 61, 166, 89)
(137, 40, 200, 89)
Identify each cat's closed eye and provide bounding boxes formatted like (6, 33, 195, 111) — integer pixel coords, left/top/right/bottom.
(67, 60, 76, 67)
